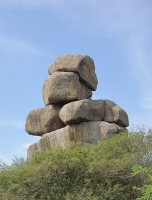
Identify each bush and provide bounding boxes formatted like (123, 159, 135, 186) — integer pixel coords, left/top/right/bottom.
(0, 127, 152, 200)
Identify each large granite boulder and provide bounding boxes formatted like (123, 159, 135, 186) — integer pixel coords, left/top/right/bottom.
(59, 99, 105, 125)
(27, 121, 126, 159)
(104, 99, 129, 127)
(42, 72, 92, 105)
(48, 54, 98, 91)
(25, 105, 64, 136)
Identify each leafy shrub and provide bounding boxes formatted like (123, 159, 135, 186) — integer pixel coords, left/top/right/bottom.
(0, 127, 151, 200)
(132, 165, 152, 200)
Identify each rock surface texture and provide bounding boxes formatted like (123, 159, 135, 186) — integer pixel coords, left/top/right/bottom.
(25, 54, 129, 160)
(104, 99, 129, 127)
(48, 54, 98, 91)
(59, 99, 105, 125)
(27, 121, 127, 159)
(42, 72, 92, 105)
(25, 105, 64, 136)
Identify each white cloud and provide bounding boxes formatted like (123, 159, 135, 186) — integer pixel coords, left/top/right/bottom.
(82, 0, 152, 112)
(0, 119, 25, 129)
(78, 0, 152, 123)
(0, 35, 51, 57)
(17, 138, 40, 156)
(20, 143, 31, 149)
(17, 142, 31, 155)
(0, 0, 151, 117)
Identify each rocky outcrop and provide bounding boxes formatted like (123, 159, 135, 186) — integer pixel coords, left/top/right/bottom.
(25, 54, 129, 160)
(27, 121, 126, 159)
(48, 54, 98, 91)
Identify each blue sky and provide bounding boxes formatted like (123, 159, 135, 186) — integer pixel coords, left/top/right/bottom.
(0, 0, 152, 164)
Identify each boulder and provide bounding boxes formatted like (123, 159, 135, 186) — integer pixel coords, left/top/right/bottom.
(59, 99, 104, 125)
(42, 72, 92, 105)
(42, 76, 50, 106)
(27, 143, 38, 160)
(99, 121, 127, 138)
(27, 121, 126, 159)
(26, 54, 130, 160)
(48, 54, 98, 91)
(40, 126, 71, 149)
(104, 99, 129, 127)
(25, 105, 64, 136)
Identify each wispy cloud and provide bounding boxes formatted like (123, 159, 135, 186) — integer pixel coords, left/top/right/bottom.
(17, 138, 40, 155)
(0, 35, 51, 57)
(80, 0, 152, 112)
(17, 143, 31, 155)
(1, 0, 152, 110)
(0, 119, 24, 129)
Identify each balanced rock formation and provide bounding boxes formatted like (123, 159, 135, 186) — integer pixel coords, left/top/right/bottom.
(25, 54, 129, 160)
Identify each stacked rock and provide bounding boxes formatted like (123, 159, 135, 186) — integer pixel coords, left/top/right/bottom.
(25, 54, 129, 160)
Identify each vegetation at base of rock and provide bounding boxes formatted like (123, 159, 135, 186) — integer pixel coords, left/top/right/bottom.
(0, 127, 152, 200)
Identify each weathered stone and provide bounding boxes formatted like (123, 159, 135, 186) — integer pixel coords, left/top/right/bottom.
(42, 76, 50, 106)
(40, 126, 72, 149)
(104, 99, 129, 127)
(48, 54, 98, 91)
(25, 105, 64, 136)
(26, 54, 130, 160)
(27, 143, 38, 160)
(99, 121, 127, 138)
(27, 126, 71, 160)
(42, 72, 92, 105)
(27, 121, 127, 159)
(38, 121, 102, 151)
(59, 99, 104, 125)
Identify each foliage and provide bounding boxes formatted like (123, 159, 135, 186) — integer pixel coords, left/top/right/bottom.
(130, 126, 152, 200)
(132, 165, 152, 200)
(0, 127, 152, 200)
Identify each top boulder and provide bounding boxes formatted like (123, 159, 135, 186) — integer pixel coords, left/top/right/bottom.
(48, 54, 98, 91)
